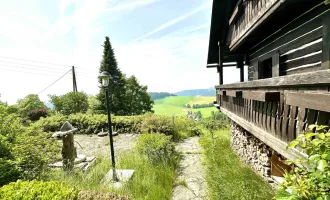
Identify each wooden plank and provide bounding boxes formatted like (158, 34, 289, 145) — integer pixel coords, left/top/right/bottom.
(288, 106, 298, 142)
(262, 102, 267, 129)
(272, 53, 280, 77)
(267, 102, 273, 132)
(223, 90, 243, 97)
(322, 10, 330, 69)
(256, 29, 323, 63)
(276, 96, 284, 139)
(297, 107, 307, 135)
(271, 102, 278, 135)
(285, 92, 330, 112)
(250, 13, 323, 61)
(282, 53, 322, 70)
(220, 107, 307, 161)
(217, 66, 224, 85)
(215, 69, 330, 89)
(243, 91, 280, 102)
(285, 63, 322, 75)
(281, 105, 290, 142)
(280, 41, 322, 62)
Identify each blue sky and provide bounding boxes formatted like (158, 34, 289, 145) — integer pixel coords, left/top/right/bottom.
(0, 0, 241, 104)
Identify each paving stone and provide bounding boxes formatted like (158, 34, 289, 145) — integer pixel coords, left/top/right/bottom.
(172, 137, 208, 200)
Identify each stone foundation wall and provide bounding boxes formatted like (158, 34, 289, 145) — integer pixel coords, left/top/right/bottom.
(230, 121, 286, 186)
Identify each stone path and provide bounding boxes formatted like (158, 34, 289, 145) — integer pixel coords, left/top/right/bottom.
(74, 134, 139, 157)
(172, 137, 208, 200)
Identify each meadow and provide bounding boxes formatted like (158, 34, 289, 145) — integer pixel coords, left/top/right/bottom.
(153, 96, 217, 118)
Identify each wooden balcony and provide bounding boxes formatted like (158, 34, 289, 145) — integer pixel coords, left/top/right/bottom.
(215, 70, 330, 161)
(228, 0, 282, 50)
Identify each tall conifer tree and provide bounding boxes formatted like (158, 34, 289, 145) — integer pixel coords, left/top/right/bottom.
(97, 37, 127, 115)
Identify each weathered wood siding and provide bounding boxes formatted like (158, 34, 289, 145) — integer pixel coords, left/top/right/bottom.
(249, 7, 330, 77)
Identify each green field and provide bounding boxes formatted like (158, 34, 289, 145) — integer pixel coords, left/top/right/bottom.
(153, 96, 217, 118)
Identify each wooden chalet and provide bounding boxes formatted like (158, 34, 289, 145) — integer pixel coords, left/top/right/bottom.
(208, 0, 330, 177)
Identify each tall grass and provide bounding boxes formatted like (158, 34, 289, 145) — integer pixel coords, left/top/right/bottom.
(200, 129, 275, 200)
(44, 150, 178, 199)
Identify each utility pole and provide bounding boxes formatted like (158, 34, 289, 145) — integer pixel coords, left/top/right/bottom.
(72, 66, 78, 92)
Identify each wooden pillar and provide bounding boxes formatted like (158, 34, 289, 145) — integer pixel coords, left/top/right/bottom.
(253, 62, 259, 80)
(62, 133, 75, 171)
(217, 65, 223, 85)
(237, 58, 244, 82)
(218, 42, 223, 85)
(272, 53, 280, 77)
(322, 11, 330, 69)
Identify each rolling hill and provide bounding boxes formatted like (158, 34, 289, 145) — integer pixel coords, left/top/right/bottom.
(153, 96, 217, 118)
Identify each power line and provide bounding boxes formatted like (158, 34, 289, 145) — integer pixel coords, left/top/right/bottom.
(0, 60, 71, 71)
(0, 67, 72, 77)
(0, 55, 69, 66)
(37, 69, 72, 94)
(0, 63, 68, 75)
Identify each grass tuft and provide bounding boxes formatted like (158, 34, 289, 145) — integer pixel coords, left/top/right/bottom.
(200, 129, 275, 200)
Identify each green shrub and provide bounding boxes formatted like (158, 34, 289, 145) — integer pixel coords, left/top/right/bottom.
(137, 133, 175, 162)
(0, 106, 60, 186)
(0, 180, 79, 200)
(35, 114, 67, 132)
(275, 125, 330, 200)
(198, 119, 228, 131)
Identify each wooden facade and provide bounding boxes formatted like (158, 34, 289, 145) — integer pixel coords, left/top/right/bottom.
(208, 0, 330, 161)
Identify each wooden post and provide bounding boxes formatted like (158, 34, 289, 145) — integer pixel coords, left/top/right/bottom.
(272, 53, 280, 77)
(62, 133, 75, 171)
(218, 42, 223, 85)
(253, 62, 259, 80)
(72, 66, 78, 92)
(237, 58, 244, 82)
(322, 11, 330, 69)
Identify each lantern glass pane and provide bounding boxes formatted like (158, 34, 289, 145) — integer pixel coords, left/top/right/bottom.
(102, 78, 109, 87)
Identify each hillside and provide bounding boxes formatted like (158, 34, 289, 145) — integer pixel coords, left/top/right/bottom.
(149, 92, 176, 100)
(153, 96, 217, 118)
(175, 88, 215, 96)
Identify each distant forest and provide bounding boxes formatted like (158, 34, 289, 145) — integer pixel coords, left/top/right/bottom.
(149, 92, 176, 100)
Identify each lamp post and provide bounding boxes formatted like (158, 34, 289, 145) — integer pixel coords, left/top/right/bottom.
(98, 71, 118, 182)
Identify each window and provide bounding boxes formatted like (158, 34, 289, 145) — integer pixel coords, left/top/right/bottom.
(259, 57, 272, 79)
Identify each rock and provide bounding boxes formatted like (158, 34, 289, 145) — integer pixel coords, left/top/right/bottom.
(75, 162, 88, 169)
(97, 132, 119, 137)
(97, 132, 108, 137)
(51, 132, 63, 138)
(74, 154, 87, 164)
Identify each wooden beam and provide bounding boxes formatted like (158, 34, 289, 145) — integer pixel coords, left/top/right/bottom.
(217, 66, 223, 85)
(272, 53, 280, 77)
(243, 91, 280, 102)
(221, 107, 307, 161)
(322, 10, 330, 69)
(215, 69, 330, 89)
(223, 90, 243, 97)
(285, 92, 330, 112)
(238, 58, 244, 82)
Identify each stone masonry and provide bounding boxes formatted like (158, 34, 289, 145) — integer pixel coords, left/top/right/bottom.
(230, 121, 286, 186)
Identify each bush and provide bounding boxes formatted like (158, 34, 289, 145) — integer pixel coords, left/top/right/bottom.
(137, 133, 175, 162)
(49, 92, 89, 115)
(275, 125, 330, 200)
(27, 108, 48, 121)
(0, 106, 60, 186)
(0, 180, 79, 200)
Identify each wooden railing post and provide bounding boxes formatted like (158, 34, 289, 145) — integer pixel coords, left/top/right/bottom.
(237, 57, 244, 82)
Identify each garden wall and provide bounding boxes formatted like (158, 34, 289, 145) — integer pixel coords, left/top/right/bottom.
(230, 121, 287, 188)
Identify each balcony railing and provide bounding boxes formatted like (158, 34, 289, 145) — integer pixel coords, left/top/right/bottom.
(215, 70, 330, 160)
